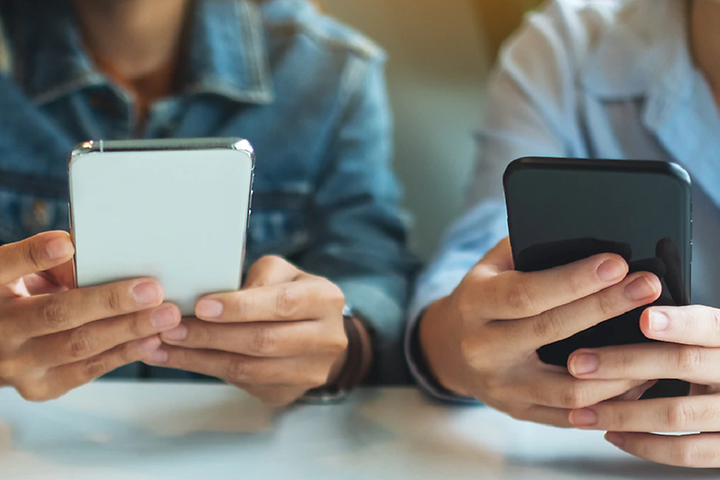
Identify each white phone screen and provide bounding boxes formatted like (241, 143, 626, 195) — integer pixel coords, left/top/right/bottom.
(69, 139, 254, 316)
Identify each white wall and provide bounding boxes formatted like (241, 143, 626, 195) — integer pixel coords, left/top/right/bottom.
(322, 0, 491, 260)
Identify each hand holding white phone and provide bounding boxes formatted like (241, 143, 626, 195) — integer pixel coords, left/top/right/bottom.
(69, 138, 254, 315)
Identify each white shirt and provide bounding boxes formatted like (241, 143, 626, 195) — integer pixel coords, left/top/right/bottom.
(408, 0, 720, 401)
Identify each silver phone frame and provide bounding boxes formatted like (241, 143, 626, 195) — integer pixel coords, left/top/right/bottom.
(67, 138, 255, 289)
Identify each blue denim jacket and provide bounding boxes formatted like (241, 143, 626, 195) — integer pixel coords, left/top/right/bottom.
(0, 0, 417, 384)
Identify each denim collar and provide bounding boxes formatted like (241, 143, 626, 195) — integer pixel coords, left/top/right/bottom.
(10, 0, 273, 106)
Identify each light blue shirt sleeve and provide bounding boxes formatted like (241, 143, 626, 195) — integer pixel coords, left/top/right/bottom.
(405, 0, 587, 401)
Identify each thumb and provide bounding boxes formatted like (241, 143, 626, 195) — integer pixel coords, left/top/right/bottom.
(0, 231, 74, 287)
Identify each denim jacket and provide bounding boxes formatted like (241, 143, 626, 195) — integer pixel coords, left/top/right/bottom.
(0, 0, 417, 384)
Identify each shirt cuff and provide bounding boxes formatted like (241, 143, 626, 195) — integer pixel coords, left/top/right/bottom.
(405, 269, 479, 404)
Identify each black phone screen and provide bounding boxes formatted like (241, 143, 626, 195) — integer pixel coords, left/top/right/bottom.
(504, 158, 692, 398)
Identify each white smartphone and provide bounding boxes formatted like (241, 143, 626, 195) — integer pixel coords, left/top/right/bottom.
(68, 138, 255, 316)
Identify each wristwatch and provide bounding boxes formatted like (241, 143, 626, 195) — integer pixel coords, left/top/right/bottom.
(299, 305, 366, 404)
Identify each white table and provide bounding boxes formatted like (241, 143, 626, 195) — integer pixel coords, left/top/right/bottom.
(0, 383, 716, 480)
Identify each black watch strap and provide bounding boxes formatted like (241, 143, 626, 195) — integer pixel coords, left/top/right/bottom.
(299, 305, 364, 404)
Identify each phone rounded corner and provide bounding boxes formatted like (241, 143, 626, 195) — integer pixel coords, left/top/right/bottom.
(68, 140, 101, 173)
(503, 157, 534, 191)
(230, 139, 256, 169)
(666, 162, 692, 188)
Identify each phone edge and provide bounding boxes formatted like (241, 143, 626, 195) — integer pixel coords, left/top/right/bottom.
(67, 138, 256, 293)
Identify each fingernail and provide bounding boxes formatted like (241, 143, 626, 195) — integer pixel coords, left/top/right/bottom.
(161, 325, 188, 342)
(196, 299, 223, 318)
(133, 282, 161, 305)
(570, 408, 598, 427)
(151, 306, 179, 329)
(597, 259, 626, 282)
(605, 432, 625, 448)
(45, 238, 74, 260)
(137, 336, 161, 352)
(625, 276, 659, 301)
(145, 349, 168, 363)
(570, 353, 599, 375)
(649, 310, 670, 333)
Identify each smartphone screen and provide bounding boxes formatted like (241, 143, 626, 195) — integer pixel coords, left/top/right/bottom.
(69, 138, 254, 317)
(504, 157, 692, 397)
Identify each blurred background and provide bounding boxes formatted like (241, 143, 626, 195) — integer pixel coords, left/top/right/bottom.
(323, 0, 542, 260)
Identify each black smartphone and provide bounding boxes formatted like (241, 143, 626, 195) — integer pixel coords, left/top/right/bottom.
(504, 157, 692, 398)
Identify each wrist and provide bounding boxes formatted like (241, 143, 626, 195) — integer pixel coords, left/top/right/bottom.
(419, 297, 470, 397)
(327, 316, 373, 387)
(327, 340, 349, 385)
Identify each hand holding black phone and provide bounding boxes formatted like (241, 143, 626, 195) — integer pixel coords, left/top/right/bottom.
(504, 157, 692, 398)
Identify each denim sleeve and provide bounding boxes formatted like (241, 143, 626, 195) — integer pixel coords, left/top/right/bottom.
(406, 1, 586, 401)
(296, 55, 419, 386)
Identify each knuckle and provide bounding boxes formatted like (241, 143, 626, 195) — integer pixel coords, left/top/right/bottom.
(39, 297, 71, 329)
(126, 316, 146, 339)
(665, 401, 694, 430)
(24, 240, 44, 270)
(675, 442, 702, 468)
(532, 308, 564, 341)
(226, 358, 252, 384)
(596, 289, 621, 318)
(275, 286, 300, 319)
(118, 342, 141, 364)
(184, 321, 206, 345)
(608, 349, 634, 376)
(612, 407, 630, 429)
(676, 346, 704, 375)
(231, 295, 251, 320)
(82, 356, 113, 381)
(506, 280, 537, 317)
(105, 288, 125, 313)
(560, 385, 589, 409)
(65, 329, 94, 359)
(250, 328, 277, 356)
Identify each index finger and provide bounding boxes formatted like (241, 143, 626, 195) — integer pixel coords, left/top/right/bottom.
(641, 306, 720, 348)
(570, 395, 720, 434)
(604, 432, 720, 469)
(195, 278, 344, 323)
(496, 271, 661, 350)
(6, 277, 164, 337)
(0, 232, 74, 286)
(474, 253, 629, 320)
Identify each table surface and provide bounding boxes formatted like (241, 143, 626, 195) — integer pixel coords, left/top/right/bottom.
(0, 383, 717, 480)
